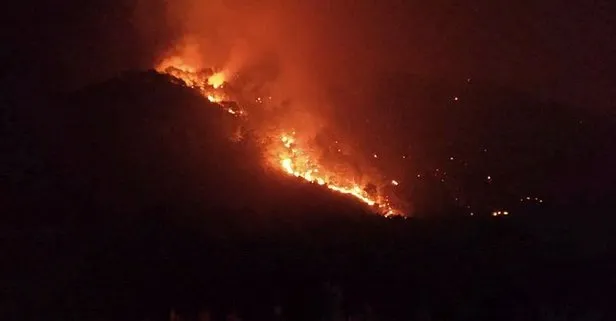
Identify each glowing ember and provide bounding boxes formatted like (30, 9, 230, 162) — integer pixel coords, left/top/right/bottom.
(155, 57, 401, 216)
(492, 210, 509, 217)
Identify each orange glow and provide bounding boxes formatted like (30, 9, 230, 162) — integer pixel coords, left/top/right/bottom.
(275, 133, 378, 203)
(271, 132, 400, 215)
(155, 57, 244, 117)
(156, 56, 197, 74)
(207, 72, 226, 89)
(207, 94, 223, 103)
(155, 56, 401, 217)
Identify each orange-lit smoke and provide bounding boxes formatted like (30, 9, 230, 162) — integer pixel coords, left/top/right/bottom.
(146, 0, 373, 113)
(154, 53, 401, 215)
(143, 0, 407, 215)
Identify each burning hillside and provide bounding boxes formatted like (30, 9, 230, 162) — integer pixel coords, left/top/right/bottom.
(155, 55, 402, 216)
(153, 39, 616, 218)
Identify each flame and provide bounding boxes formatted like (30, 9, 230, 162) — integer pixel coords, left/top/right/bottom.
(207, 72, 226, 89)
(155, 57, 244, 116)
(155, 56, 401, 217)
(156, 56, 197, 73)
(273, 132, 399, 215)
(207, 94, 224, 103)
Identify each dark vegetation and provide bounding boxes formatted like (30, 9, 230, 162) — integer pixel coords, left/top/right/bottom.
(2, 72, 615, 320)
(332, 73, 616, 216)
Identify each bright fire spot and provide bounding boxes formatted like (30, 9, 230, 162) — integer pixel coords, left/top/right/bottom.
(207, 94, 224, 103)
(281, 158, 294, 174)
(155, 56, 401, 217)
(207, 72, 226, 89)
(391, 180, 399, 186)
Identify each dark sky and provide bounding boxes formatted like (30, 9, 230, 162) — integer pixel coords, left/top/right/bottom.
(2, 0, 614, 111)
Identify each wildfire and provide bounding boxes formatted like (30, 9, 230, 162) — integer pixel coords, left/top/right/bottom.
(207, 94, 224, 103)
(156, 56, 197, 73)
(275, 132, 399, 215)
(207, 72, 226, 89)
(156, 57, 244, 116)
(155, 56, 401, 217)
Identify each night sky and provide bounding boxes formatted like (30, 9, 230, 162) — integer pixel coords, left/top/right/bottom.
(2, 0, 615, 111)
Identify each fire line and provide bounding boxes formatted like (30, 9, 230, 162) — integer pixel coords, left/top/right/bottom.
(155, 57, 400, 216)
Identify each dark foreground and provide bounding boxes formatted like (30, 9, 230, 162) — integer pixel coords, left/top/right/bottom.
(2, 71, 615, 320)
(2, 207, 614, 321)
